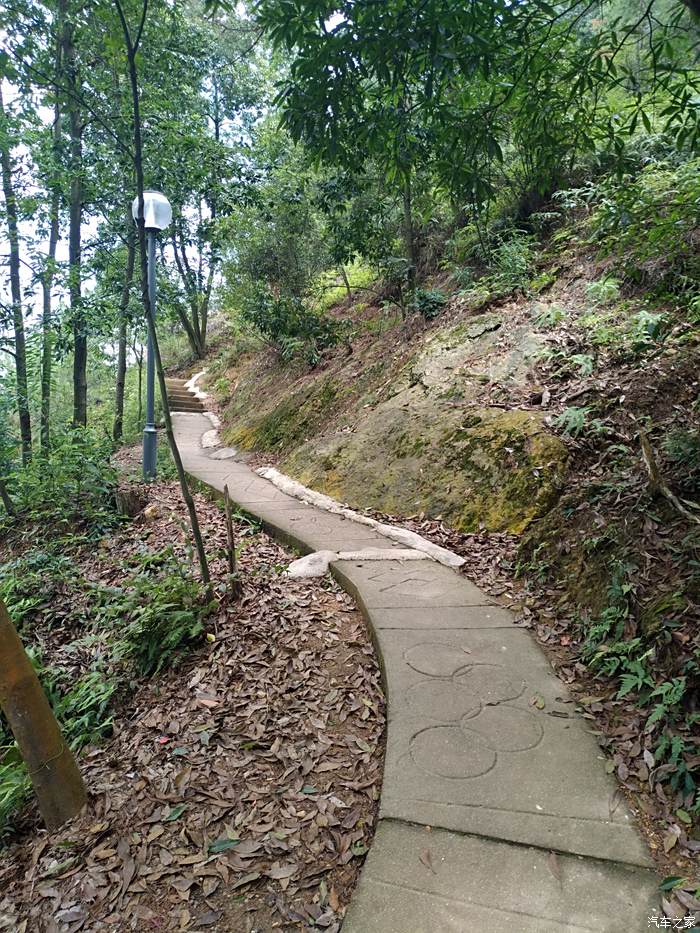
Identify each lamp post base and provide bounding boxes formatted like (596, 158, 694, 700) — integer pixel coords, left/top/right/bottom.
(143, 424, 157, 482)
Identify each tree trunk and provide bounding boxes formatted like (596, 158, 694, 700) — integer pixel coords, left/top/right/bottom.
(340, 264, 353, 301)
(40, 31, 64, 454)
(113, 219, 135, 442)
(0, 86, 32, 465)
(402, 170, 417, 293)
(116, 0, 211, 592)
(0, 598, 87, 831)
(135, 341, 143, 426)
(60, 1, 86, 428)
(0, 478, 16, 517)
(41, 188, 60, 454)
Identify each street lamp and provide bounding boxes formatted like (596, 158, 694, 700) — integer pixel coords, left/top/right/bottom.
(131, 190, 172, 482)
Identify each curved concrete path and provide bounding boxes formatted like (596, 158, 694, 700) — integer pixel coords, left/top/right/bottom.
(173, 410, 660, 932)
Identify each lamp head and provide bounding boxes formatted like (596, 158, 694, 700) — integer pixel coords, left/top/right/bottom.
(132, 190, 172, 231)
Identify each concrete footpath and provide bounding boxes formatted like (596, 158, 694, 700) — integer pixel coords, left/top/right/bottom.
(172, 406, 660, 933)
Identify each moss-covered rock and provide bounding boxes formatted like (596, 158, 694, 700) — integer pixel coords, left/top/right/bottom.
(285, 401, 567, 533)
(219, 300, 566, 533)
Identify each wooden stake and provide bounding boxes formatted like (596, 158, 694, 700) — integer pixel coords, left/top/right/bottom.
(0, 597, 87, 831)
(224, 485, 236, 577)
(223, 484, 242, 598)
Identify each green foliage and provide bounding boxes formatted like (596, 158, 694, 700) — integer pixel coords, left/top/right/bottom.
(0, 537, 213, 833)
(553, 407, 590, 437)
(412, 288, 447, 321)
(580, 560, 700, 800)
(0, 663, 115, 835)
(0, 758, 30, 834)
(585, 276, 621, 307)
(0, 550, 76, 628)
(490, 233, 536, 291)
(240, 285, 342, 365)
(1, 428, 120, 538)
(588, 160, 700, 299)
(663, 428, 700, 494)
(107, 549, 213, 675)
(534, 303, 566, 328)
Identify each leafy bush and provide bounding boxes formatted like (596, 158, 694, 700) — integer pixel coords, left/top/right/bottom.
(413, 288, 447, 320)
(534, 303, 566, 328)
(0, 551, 76, 628)
(0, 664, 116, 835)
(1, 428, 120, 538)
(587, 159, 700, 298)
(585, 276, 621, 306)
(106, 549, 213, 675)
(553, 406, 608, 437)
(240, 286, 341, 365)
(491, 231, 535, 290)
(580, 560, 700, 802)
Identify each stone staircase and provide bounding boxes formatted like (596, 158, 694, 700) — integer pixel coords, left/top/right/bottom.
(165, 377, 205, 413)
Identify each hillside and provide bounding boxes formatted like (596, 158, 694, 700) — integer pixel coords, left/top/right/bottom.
(196, 221, 700, 884)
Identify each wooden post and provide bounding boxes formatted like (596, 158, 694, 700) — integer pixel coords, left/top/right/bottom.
(0, 597, 86, 831)
(223, 484, 236, 577)
(223, 485, 241, 598)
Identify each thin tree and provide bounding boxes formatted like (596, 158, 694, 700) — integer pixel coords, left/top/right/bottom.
(58, 0, 87, 428)
(0, 477, 16, 517)
(114, 210, 136, 442)
(40, 38, 63, 453)
(114, 0, 211, 592)
(0, 84, 32, 464)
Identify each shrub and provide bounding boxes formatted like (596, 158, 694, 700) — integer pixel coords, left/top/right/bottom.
(585, 276, 621, 306)
(491, 231, 535, 290)
(413, 288, 447, 320)
(1, 428, 120, 538)
(240, 286, 341, 365)
(107, 549, 213, 675)
(587, 159, 700, 298)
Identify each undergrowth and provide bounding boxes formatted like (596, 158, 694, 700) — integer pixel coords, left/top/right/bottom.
(0, 446, 213, 838)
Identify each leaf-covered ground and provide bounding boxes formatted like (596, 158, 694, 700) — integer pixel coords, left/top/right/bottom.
(0, 474, 385, 933)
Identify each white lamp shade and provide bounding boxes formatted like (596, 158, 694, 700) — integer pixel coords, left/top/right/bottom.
(132, 190, 172, 231)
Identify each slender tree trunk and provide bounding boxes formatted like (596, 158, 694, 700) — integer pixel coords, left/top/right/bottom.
(115, 0, 211, 591)
(41, 189, 60, 453)
(0, 86, 32, 465)
(113, 219, 135, 442)
(402, 170, 417, 293)
(171, 233, 204, 358)
(135, 341, 143, 425)
(340, 264, 353, 301)
(0, 597, 87, 831)
(60, 1, 86, 428)
(40, 27, 64, 453)
(0, 478, 16, 517)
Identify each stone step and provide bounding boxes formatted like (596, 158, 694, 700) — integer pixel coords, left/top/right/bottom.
(168, 402, 204, 412)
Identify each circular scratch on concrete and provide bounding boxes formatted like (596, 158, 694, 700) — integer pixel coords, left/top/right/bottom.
(404, 642, 471, 677)
(461, 704, 544, 752)
(410, 725, 496, 779)
(452, 664, 524, 705)
(406, 680, 482, 723)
